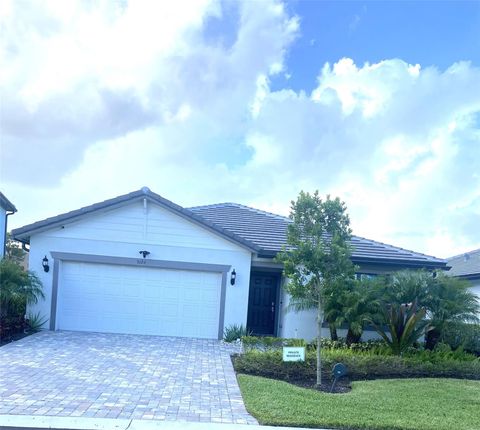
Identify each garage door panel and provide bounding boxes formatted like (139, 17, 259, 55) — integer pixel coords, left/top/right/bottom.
(57, 261, 222, 339)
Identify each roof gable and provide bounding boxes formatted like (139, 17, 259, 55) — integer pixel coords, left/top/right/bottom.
(11, 188, 259, 253)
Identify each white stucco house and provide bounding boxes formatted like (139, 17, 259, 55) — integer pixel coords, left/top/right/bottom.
(1, 192, 17, 258)
(12, 187, 448, 340)
(447, 249, 480, 308)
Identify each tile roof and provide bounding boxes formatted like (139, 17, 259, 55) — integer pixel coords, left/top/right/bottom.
(446, 249, 480, 278)
(189, 202, 447, 267)
(11, 188, 447, 268)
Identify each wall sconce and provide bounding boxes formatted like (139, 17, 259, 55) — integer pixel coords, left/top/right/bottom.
(139, 250, 150, 258)
(42, 256, 50, 273)
(230, 269, 236, 286)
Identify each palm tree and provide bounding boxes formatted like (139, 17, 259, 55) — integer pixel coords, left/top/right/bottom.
(424, 273, 479, 349)
(333, 278, 380, 345)
(372, 269, 479, 350)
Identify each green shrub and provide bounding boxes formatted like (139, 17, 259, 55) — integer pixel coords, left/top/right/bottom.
(223, 324, 250, 342)
(26, 312, 48, 333)
(440, 322, 480, 355)
(241, 336, 306, 351)
(308, 338, 388, 352)
(232, 348, 480, 382)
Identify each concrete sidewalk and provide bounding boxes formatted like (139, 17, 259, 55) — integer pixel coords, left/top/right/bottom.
(0, 415, 331, 430)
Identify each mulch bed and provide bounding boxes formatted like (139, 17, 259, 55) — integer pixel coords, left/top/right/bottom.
(0, 331, 31, 347)
(231, 354, 352, 393)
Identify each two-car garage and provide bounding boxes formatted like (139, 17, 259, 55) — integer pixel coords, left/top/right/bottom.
(12, 188, 253, 340)
(55, 260, 224, 339)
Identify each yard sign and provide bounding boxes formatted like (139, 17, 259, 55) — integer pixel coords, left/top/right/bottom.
(282, 347, 305, 362)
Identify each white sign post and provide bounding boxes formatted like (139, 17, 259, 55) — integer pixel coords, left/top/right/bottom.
(282, 347, 306, 362)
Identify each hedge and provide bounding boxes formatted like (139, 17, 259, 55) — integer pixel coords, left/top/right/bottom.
(232, 349, 480, 382)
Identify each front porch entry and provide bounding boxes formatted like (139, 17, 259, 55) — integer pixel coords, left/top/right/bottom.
(246, 272, 280, 336)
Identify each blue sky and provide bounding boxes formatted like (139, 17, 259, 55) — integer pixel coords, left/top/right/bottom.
(1, 0, 479, 257)
(273, 1, 480, 92)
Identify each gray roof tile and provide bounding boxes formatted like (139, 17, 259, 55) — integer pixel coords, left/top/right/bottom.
(189, 203, 447, 267)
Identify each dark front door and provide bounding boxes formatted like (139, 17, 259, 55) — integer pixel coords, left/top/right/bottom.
(247, 273, 279, 335)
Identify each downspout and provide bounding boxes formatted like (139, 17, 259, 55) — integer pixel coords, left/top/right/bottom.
(3, 210, 15, 257)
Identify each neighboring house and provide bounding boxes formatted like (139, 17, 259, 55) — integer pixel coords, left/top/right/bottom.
(0, 192, 17, 258)
(12, 187, 448, 340)
(447, 249, 480, 304)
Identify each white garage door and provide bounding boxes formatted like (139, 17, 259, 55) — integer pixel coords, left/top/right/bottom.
(56, 261, 223, 339)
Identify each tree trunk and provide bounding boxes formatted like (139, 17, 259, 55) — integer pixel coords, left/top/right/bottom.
(425, 328, 441, 350)
(316, 301, 322, 387)
(329, 324, 338, 341)
(346, 327, 362, 346)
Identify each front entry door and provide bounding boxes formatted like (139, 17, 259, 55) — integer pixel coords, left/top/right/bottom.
(247, 273, 279, 335)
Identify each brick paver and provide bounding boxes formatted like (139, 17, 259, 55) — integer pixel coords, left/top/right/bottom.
(0, 331, 257, 424)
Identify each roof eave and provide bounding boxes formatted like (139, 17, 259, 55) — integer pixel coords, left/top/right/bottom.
(0, 193, 17, 213)
(350, 256, 448, 269)
(255, 250, 447, 269)
(453, 273, 480, 281)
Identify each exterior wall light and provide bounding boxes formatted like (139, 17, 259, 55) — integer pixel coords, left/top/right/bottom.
(230, 269, 236, 285)
(42, 256, 50, 273)
(139, 250, 150, 258)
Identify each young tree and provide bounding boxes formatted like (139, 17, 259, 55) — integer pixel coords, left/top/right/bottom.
(276, 191, 355, 386)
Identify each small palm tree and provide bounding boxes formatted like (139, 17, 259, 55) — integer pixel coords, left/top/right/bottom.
(332, 278, 380, 345)
(424, 273, 479, 349)
(0, 259, 44, 319)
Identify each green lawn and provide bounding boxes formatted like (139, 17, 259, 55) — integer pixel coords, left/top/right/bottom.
(238, 375, 480, 430)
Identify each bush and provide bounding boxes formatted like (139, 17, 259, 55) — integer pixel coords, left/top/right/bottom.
(223, 324, 250, 342)
(232, 348, 480, 383)
(0, 315, 27, 342)
(241, 336, 306, 351)
(308, 338, 388, 352)
(441, 322, 480, 356)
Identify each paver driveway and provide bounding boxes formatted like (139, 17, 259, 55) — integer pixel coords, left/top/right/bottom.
(0, 331, 257, 424)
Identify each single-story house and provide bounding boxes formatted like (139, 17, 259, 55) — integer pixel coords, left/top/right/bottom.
(12, 187, 448, 340)
(1, 192, 17, 258)
(447, 249, 480, 304)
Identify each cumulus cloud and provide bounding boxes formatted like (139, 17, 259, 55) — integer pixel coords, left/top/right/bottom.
(1, 1, 479, 258)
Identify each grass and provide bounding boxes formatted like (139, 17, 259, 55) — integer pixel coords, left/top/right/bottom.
(238, 375, 480, 430)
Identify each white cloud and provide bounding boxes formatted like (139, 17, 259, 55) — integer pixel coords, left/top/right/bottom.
(1, 1, 479, 259)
